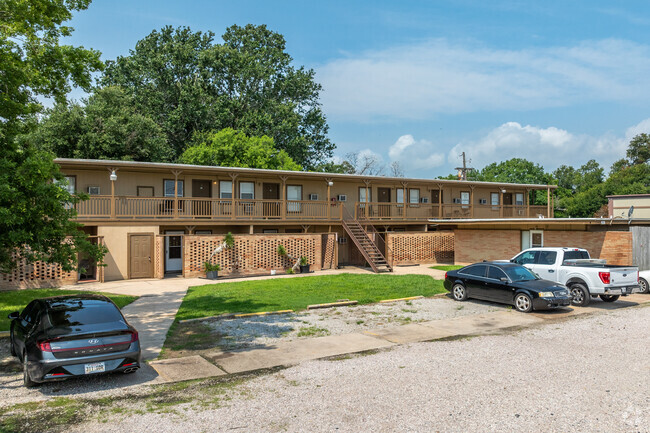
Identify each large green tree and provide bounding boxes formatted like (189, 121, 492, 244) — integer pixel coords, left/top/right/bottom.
(627, 133, 650, 165)
(0, 0, 105, 272)
(30, 86, 173, 161)
(476, 158, 552, 205)
(101, 25, 333, 168)
(179, 128, 301, 170)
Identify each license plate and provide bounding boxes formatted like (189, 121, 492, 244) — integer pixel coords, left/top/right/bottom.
(84, 362, 105, 374)
(608, 289, 622, 295)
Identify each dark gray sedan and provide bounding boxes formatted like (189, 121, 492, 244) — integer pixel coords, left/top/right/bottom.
(8, 294, 141, 387)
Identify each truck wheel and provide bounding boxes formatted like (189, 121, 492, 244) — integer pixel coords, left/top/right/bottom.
(600, 294, 619, 302)
(570, 283, 590, 307)
(639, 278, 648, 294)
(514, 293, 533, 313)
(452, 283, 468, 301)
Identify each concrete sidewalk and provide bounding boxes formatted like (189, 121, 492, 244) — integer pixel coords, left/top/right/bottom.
(148, 293, 650, 382)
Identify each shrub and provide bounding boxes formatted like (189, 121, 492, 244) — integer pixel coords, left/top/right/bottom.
(203, 262, 221, 272)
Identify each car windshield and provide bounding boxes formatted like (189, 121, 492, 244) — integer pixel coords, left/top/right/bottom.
(47, 302, 124, 327)
(503, 266, 538, 282)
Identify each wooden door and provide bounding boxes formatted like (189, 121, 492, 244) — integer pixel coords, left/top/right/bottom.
(263, 183, 280, 217)
(503, 193, 513, 217)
(129, 234, 153, 279)
(377, 188, 391, 217)
(431, 190, 441, 217)
(192, 180, 211, 217)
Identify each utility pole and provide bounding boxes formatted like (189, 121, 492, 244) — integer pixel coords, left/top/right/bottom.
(454, 152, 474, 181)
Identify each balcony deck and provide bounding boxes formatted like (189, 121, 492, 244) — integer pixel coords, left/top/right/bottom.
(75, 196, 552, 222)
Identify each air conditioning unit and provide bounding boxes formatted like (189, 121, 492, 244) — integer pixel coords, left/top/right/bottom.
(479, 198, 487, 205)
(309, 193, 319, 201)
(337, 194, 347, 202)
(420, 197, 429, 203)
(452, 198, 461, 204)
(338, 236, 347, 244)
(87, 186, 101, 195)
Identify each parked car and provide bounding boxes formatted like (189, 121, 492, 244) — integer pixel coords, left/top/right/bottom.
(8, 294, 141, 387)
(443, 262, 572, 313)
(639, 270, 649, 294)
(510, 247, 639, 306)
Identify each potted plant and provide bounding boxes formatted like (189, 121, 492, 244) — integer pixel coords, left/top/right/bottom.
(204, 262, 221, 279)
(299, 256, 310, 274)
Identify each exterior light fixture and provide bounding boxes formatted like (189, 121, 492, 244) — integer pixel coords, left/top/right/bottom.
(328, 181, 334, 186)
(109, 170, 117, 181)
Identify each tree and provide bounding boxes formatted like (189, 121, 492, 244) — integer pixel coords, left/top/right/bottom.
(609, 158, 629, 176)
(553, 165, 578, 192)
(30, 86, 173, 161)
(101, 25, 334, 168)
(576, 159, 604, 192)
(0, 0, 105, 272)
(390, 161, 405, 177)
(627, 133, 650, 165)
(312, 160, 356, 174)
(477, 158, 551, 205)
(345, 151, 385, 176)
(178, 128, 301, 171)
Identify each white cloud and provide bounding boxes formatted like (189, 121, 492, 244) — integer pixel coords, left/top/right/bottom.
(388, 134, 445, 171)
(317, 39, 650, 120)
(447, 119, 650, 171)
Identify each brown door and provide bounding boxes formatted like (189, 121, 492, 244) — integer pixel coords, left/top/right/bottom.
(431, 190, 441, 217)
(377, 188, 391, 217)
(192, 180, 211, 217)
(129, 234, 153, 279)
(263, 183, 280, 217)
(503, 193, 513, 217)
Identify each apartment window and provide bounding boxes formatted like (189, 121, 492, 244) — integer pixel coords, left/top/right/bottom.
(263, 229, 279, 234)
(515, 193, 525, 206)
(287, 185, 302, 212)
(164, 180, 183, 197)
(239, 182, 254, 199)
(56, 176, 76, 194)
(461, 191, 470, 208)
(409, 189, 420, 204)
(396, 189, 404, 204)
(220, 181, 232, 199)
(491, 192, 500, 206)
(359, 187, 371, 203)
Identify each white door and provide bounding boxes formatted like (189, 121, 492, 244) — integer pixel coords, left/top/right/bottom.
(165, 231, 184, 273)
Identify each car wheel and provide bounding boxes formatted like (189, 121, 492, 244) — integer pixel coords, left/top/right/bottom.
(23, 352, 36, 388)
(600, 294, 620, 302)
(639, 278, 649, 294)
(514, 293, 533, 313)
(452, 283, 468, 301)
(570, 283, 590, 307)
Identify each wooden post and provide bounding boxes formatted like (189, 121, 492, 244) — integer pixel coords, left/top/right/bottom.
(499, 189, 503, 218)
(438, 184, 443, 218)
(526, 188, 531, 218)
(326, 178, 332, 220)
(551, 189, 555, 218)
(171, 170, 182, 219)
(229, 173, 238, 220)
(402, 182, 408, 219)
(364, 180, 370, 218)
(469, 185, 475, 218)
(547, 186, 550, 218)
(108, 167, 117, 219)
(280, 175, 288, 220)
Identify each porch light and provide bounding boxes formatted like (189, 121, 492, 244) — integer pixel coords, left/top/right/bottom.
(328, 181, 333, 186)
(500, 189, 506, 193)
(109, 170, 117, 181)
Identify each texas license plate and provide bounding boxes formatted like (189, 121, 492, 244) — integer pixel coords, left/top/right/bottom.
(84, 362, 105, 374)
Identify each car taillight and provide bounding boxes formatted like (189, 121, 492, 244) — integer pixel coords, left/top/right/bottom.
(445, 272, 448, 280)
(38, 341, 52, 352)
(599, 272, 610, 284)
(129, 331, 139, 343)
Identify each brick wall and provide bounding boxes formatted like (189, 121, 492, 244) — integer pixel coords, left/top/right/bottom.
(183, 233, 331, 277)
(386, 232, 455, 265)
(0, 256, 78, 290)
(454, 230, 521, 264)
(544, 230, 633, 265)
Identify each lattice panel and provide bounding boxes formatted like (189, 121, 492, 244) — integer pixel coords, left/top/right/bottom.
(154, 236, 164, 279)
(0, 253, 77, 289)
(184, 234, 322, 277)
(387, 232, 455, 265)
(321, 233, 337, 269)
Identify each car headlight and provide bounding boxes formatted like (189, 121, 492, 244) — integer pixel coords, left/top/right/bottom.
(538, 291, 554, 298)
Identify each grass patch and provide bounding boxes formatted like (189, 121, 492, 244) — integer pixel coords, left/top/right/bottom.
(0, 289, 138, 332)
(175, 273, 445, 321)
(429, 265, 463, 271)
(296, 326, 329, 337)
(164, 320, 218, 353)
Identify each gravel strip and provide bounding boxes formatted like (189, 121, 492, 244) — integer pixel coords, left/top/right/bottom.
(71, 305, 650, 433)
(205, 296, 501, 350)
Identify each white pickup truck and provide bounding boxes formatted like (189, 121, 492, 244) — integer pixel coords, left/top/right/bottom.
(510, 247, 639, 306)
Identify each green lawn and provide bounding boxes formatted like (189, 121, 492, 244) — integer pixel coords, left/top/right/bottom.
(0, 289, 138, 332)
(175, 273, 446, 321)
(429, 265, 464, 271)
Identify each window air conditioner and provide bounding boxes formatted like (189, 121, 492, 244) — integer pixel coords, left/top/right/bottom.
(338, 236, 347, 244)
(87, 186, 101, 195)
(420, 197, 429, 203)
(337, 194, 347, 202)
(479, 198, 487, 205)
(309, 193, 319, 201)
(452, 198, 461, 204)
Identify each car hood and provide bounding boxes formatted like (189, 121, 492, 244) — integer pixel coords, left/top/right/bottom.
(510, 279, 563, 292)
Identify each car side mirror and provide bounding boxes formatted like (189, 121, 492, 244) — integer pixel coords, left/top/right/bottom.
(500, 277, 509, 283)
(7, 311, 19, 320)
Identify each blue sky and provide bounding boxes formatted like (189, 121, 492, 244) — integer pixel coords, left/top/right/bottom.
(64, 0, 650, 177)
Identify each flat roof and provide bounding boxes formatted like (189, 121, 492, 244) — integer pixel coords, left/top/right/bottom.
(54, 158, 558, 190)
(428, 217, 650, 225)
(607, 194, 650, 199)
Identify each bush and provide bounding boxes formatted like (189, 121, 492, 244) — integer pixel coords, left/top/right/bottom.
(299, 256, 309, 266)
(203, 262, 221, 272)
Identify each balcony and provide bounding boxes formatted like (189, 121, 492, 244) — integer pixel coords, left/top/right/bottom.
(354, 202, 551, 220)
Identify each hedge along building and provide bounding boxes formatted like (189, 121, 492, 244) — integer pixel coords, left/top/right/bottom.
(2, 158, 642, 288)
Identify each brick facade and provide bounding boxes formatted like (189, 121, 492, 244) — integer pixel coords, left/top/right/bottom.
(543, 230, 633, 265)
(386, 232, 455, 265)
(453, 230, 521, 264)
(0, 256, 78, 290)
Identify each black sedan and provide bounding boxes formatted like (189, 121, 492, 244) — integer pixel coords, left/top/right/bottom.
(8, 294, 141, 387)
(443, 262, 572, 313)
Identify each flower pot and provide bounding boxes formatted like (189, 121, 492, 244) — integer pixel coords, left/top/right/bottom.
(206, 270, 219, 280)
(300, 264, 310, 274)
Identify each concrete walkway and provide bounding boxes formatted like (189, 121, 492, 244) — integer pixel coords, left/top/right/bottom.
(149, 293, 650, 383)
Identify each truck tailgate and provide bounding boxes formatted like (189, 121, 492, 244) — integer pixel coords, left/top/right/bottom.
(608, 268, 638, 286)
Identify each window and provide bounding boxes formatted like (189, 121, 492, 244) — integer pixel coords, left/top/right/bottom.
(461, 191, 470, 209)
(195, 230, 212, 235)
(359, 187, 371, 203)
(409, 189, 420, 204)
(491, 192, 499, 206)
(287, 185, 302, 212)
(396, 189, 404, 205)
(530, 230, 543, 247)
(56, 176, 76, 194)
(459, 264, 487, 277)
(563, 250, 589, 261)
(220, 181, 232, 199)
(487, 266, 508, 281)
(263, 229, 279, 234)
(513, 251, 538, 265)
(515, 193, 524, 206)
(47, 302, 123, 327)
(164, 179, 183, 197)
(239, 182, 254, 199)
(503, 266, 537, 282)
(538, 251, 557, 265)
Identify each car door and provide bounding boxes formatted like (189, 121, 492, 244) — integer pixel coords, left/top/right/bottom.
(532, 250, 559, 282)
(512, 250, 538, 272)
(487, 266, 514, 303)
(12, 301, 39, 358)
(457, 265, 488, 299)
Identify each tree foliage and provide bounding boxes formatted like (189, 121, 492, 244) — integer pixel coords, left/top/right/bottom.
(101, 25, 333, 168)
(178, 128, 301, 171)
(0, 0, 106, 272)
(626, 133, 650, 165)
(29, 86, 172, 161)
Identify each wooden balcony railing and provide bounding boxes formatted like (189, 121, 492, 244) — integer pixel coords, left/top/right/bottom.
(75, 196, 552, 221)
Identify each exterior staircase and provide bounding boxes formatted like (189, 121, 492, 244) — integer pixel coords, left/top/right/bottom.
(342, 218, 393, 273)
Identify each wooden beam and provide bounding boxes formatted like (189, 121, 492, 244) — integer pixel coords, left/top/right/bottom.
(171, 170, 182, 219)
(229, 173, 238, 220)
